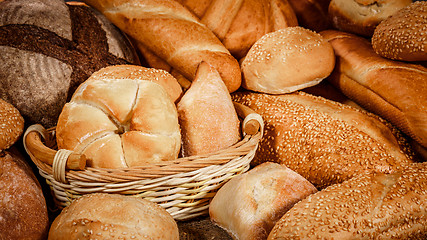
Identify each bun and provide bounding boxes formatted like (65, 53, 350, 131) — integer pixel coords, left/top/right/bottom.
(0, 149, 49, 240)
(177, 62, 240, 157)
(0, 99, 24, 151)
(56, 65, 181, 168)
(321, 29, 427, 149)
(241, 26, 335, 94)
(48, 193, 179, 240)
(328, 0, 412, 37)
(268, 162, 427, 239)
(372, 1, 427, 62)
(232, 90, 415, 189)
(84, 0, 242, 93)
(209, 162, 317, 240)
(0, 0, 139, 128)
(287, 0, 331, 32)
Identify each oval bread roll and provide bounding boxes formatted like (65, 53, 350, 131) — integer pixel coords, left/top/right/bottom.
(0, 99, 24, 151)
(56, 65, 181, 168)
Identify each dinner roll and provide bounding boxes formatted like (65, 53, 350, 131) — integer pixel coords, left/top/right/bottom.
(48, 193, 179, 240)
(241, 26, 335, 94)
(0, 99, 24, 151)
(56, 65, 181, 168)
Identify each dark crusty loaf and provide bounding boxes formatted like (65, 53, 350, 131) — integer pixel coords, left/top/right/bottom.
(0, 0, 139, 128)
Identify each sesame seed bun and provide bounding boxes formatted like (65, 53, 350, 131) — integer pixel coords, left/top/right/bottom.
(372, 1, 427, 62)
(0, 99, 24, 151)
(241, 26, 335, 94)
(268, 162, 427, 239)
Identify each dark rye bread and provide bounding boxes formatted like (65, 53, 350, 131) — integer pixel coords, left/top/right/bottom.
(0, 0, 139, 128)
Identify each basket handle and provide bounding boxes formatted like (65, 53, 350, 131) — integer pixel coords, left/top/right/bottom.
(233, 102, 264, 136)
(23, 124, 86, 170)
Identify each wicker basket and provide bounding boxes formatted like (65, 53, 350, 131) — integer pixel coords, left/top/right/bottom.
(23, 102, 263, 221)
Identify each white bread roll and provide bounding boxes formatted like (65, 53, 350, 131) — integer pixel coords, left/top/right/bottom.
(241, 26, 335, 94)
(177, 61, 240, 157)
(48, 193, 179, 240)
(209, 162, 317, 240)
(56, 65, 181, 168)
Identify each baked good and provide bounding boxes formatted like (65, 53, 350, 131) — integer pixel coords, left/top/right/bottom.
(321, 30, 427, 149)
(241, 26, 335, 94)
(287, 0, 331, 32)
(328, 0, 412, 37)
(83, 0, 242, 93)
(0, 0, 139, 128)
(268, 162, 427, 239)
(48, 193, 179, 240)
(177, 0, 298, 60)
(232, 90, 415, 189)
(209, 162, 317, 240)
(177, 61, 240, 157)
(56, 65, 181, 168)
(0, 149, 49, 240)
(372, 1, 427, 62)
(0, 99, 24, 151)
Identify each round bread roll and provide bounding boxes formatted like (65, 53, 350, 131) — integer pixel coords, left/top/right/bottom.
(0, 99, 24, 151)
(0, 0, 139, 128)
(328, 0, 412, 37)
(209, 162, 317, 240)
(372, 1, 427, 62)
(48, 193, 179, 240)
(56, 65, 181, 169)
(0, 149, 50, 240)
(241, 26, 335, 94)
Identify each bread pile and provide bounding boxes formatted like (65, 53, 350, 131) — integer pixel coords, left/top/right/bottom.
(1, 0, 426, 238)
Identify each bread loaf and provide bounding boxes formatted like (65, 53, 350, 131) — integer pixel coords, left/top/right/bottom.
(241, 26, 335, 94)
(49, 193, 179, 240)
(321, 30, 427, 149)
(268, 162, 427, 239)
(209, 162, 317, 240)
(83, 0, 242, 93)
(0, 0, 139, 128)
(372, 1, 427, 62)
(0, 149, 49, 240)
(232, 90, 415, 189)
(56, 65, 181, 168)
(0, 99, 24, 151)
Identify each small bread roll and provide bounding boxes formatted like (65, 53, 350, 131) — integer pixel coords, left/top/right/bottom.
(268, 162, 427, 240)
(56, 65, 181, 168)
(372, 1, 427, 62)
(241, 26, 335, 94)
(177, 61, 240, 157)
(0, 99, 24, 151)
(209, 162, 317, 240)
(48, 193, 179, 240)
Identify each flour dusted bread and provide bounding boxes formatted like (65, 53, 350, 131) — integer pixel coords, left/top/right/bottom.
(49, 193, 179, 240)
(177, 62, 240, 157)
(232, 91, 415, 189)
(209, 162, 317, 240)
(56, 65, 181, 168)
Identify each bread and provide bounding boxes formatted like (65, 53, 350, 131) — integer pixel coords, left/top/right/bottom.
(209, 162, 317, 240)
(0, 99, 24, 151)
(241, 26, 335, 94)
(232, 90, 415, 189)
(0, 149, 49, 240)
(268, 162, 427, 239)
(177, 61, 240, 157)
(177, 0, 298, 60)
(0, 0, 139, 128)
(56, 65, 181, 168)
(83, 0, 242, 93)
(372, 1, 427, 62)
(287, 0, 331, 32)
(48, 193, 179, 240)
(328, 0, 412, 37)
(321, 30, 427, 149)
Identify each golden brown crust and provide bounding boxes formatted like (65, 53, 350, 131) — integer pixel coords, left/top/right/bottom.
(0, 99, 24, 151)
(268, 162, 427, 239)
(232, 90, 414, 189)
(372, 1, 427, 62)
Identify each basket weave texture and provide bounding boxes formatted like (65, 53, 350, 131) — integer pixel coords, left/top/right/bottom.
(23, 104, 263, 221)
